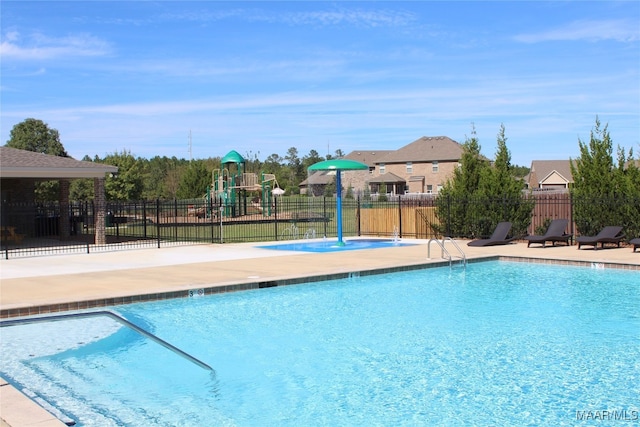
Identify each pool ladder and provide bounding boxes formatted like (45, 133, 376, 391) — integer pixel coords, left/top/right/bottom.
(427, 237, 467, 268)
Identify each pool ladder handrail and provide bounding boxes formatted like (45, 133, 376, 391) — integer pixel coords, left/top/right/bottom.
(427, 237, 466, 268)
(0, 310, 214, 372)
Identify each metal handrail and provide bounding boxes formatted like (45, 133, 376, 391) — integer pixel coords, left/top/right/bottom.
(427, 237, 466, 268)
(0, 310, 213, 372)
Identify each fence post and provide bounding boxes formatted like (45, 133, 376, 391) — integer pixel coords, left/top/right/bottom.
(173, 199, 178, 241)
(156, 199, 161, 248)
(220, 204, 224, 244)
(143, 200, 148, 238)
(356, 195, 361, 237)
(86, 200, 91, 254)
(209, 194, 215, 244)
(274, 196, 279, 241)
(446, 194, 452, 237)
(398, 195, 403, 238)
(87, 200, 94, 253)
(323, 197, 328, 238)
(114, 202, 120, 238)
(569, 192, 574, 244)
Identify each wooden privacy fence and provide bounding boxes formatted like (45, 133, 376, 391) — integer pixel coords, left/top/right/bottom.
(359, 205, 440, 239)
(359, 193, 575, 239)
(529, 193, 573, 234)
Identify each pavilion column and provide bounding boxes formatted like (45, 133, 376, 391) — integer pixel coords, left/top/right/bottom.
(94, 177, 107, 245)
(59, 179, 71, 239)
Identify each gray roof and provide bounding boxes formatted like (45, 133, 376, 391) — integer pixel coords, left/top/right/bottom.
(0, 146, 118, 179)
(374, 136, 463, 164)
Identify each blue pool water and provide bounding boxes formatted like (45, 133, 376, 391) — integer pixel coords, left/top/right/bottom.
(1, 261, 638, 426)
(257, 238, 415, 252)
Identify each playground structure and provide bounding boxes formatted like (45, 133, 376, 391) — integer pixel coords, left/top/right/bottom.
(205, 150, 280, 218)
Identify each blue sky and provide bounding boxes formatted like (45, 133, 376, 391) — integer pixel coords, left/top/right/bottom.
(1, 1, 638, 166)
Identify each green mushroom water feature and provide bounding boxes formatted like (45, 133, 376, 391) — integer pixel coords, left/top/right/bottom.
(307, 159, 369, 246)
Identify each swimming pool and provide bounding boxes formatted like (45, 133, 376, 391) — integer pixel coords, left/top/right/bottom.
(1, 261, 638, 426)
(257, 238, 415, 252)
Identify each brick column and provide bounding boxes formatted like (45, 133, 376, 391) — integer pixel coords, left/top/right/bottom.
(94, 178, 106, 245)
(59, 179, 71, 239)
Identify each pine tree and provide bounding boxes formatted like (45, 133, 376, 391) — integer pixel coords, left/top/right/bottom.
(477, 124, 533, 236)
(571, 118, 619, 235)
(436, 124, 533, 238)
(436, 125, 489, 237)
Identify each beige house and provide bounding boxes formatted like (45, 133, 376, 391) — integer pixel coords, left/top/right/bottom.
(367, 136, 464, 195)
(526, 160, 574, 191)
(300, 150, 391, 196)
(301, 136, 464, 196)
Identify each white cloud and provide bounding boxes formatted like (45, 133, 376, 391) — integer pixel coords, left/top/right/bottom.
(0, 32, 112, 60)
(161, 6, 416, 28)
(264, 8, 417, 28)
(514, 19, 640, 43)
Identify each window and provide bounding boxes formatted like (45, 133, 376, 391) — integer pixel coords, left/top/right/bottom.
(379, 163, 386, 174)
(437, 184, 443, 193)
(432, 161, 439, 173)
(406, 162, 413, 173)
(426, 184, 433, 194)
(369, 166, 374, 175)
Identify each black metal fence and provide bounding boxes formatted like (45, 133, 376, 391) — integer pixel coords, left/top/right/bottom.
(2, 194, 639, 259)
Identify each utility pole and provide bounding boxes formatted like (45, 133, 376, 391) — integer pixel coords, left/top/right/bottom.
(188, 129, 192, 162)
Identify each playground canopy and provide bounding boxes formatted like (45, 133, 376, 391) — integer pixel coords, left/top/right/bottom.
(221, 150, 245, 164)
(308, 159, 368, 246)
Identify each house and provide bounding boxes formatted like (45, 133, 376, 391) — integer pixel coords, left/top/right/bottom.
(367, 136, 464, 195)
(300, 150, 391, 196)
(525, 160, 574, 191)
(300, 136, 464, 196)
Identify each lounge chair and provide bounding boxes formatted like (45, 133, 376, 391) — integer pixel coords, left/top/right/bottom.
(467, 222, 517, 247)
(630, 237, 640, 253)
(524, 219, 572, 247)
(576, 226, 625, 250)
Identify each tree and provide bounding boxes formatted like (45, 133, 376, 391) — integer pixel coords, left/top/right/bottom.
(285, 147, 303, 195)
(477, 124, 533, 236)
(326, 148, 345, 160)
(435, 125, 489, 237)
(5, 118, 69, 201)
(140, 156, 191, 200)
(101, 150, 144, 201)
(177, 160, 210, 199)
(302, 149, 324, 170)
(435, 124, 533, 238)
(613, 148, 640, 239)
(243, 150, 262, 173)
(69, 156, 95, 200)
(5, 118, 68, 156)
(570, 117, 640, 236)
(263, 153, 288, 193)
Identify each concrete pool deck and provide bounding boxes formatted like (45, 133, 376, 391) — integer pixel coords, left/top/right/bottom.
(1, 238, 639, 426)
